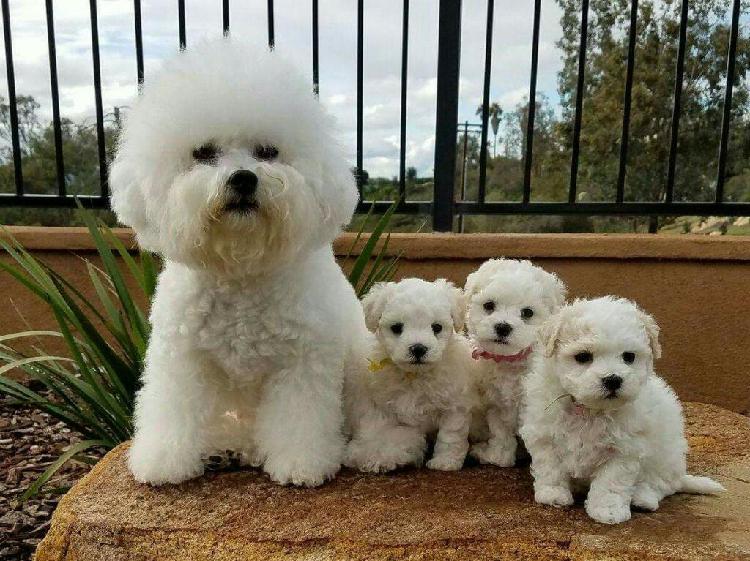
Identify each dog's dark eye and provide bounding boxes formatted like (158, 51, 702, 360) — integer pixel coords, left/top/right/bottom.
(521, 307, 534, 320)
(431, 323, 443, 335)
(622, 352, 635, 364)
(192, 143, 220, 164)
(483, 301, 495, 313)
(574, 351, 593, 364)
(390, 323, 403, 335)
(254, 144, 279, 160)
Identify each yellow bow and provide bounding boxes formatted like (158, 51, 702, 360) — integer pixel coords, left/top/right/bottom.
(367, 357, 392, 372)
(367, 357, 418, 380)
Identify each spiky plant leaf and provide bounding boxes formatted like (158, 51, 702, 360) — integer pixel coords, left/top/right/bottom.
(0, 206, 158, 498)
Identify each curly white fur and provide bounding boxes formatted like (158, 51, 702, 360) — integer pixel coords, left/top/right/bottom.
(520, 296, 724, 524)
(345, 279, 476, 473)
(464, 259, 566, 467)
(110, 38, 367, 487)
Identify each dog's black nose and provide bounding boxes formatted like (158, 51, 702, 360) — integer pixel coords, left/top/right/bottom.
(494, 322, 513, 338)
(602, 374, 623, 392)
(409, 343, 428, 359)
(227, 170, 258, 196)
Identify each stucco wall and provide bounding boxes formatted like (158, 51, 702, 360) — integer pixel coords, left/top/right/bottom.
(2, 228, 749, 414)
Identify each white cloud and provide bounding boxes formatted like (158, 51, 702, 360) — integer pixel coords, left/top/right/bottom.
(0, 0, 566, 176)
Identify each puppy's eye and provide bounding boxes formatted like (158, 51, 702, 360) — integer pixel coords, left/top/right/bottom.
(192, 143, 220, 164)
(521, 307, 534, 320)
(574, 351, 593, 364)
(254, 144, 279, 160)
(622, 352, 635, 364)
(431, 323, 443, 335)
(483, 301, 495, 313)
(390, 323, 403, 335)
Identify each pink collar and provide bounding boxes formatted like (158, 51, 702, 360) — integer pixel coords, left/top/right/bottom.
(472, 346, 532, 363)
(571, 401, 589, 416)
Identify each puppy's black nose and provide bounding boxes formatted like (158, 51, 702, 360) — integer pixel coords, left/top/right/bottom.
(227, 170, 258, 196)
(494, 322, 513, 338)
(602, 374, 623, 392)
(409, 344, 428, 359)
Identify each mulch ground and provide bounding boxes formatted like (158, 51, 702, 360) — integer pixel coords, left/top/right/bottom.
(0, 391, 101, 561)
(0, 388, 244, 561)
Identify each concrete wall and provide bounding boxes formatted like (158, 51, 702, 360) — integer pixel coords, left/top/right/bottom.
(2, 227, 749, 414)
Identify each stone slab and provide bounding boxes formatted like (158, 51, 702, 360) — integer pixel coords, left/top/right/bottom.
(36, 403, 750, 560)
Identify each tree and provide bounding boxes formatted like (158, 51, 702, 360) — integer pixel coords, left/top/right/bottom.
(0, 95, 41, 155)
(555, 0, 750, 215)
(406, 166, 418, 183)
(476, 102, 503, 156)
(0, 95, 120, 226)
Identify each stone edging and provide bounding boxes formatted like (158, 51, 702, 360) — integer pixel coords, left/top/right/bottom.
(2, 227, 750, 262)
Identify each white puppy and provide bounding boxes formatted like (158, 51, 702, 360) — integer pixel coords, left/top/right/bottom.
(109, 39, 366, 487)
(345, 278, 475, 473)
(520, 297, 724, 524)
(464, 259, 566, 466)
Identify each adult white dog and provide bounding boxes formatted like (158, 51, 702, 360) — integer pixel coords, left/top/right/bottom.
(345, 278, 475, 473)
(520, 296, 724, 524)
(464, 259, 566, 467)
(109, 38, 366, 487)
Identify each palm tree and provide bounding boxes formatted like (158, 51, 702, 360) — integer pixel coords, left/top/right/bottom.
(475, 102, 503, 157)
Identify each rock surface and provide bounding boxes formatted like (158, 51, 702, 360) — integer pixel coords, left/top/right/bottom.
(36, 403, 750, 561)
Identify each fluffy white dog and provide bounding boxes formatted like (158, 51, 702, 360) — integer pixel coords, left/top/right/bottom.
(520, 296, 724, 524)
(464, 259, 566, 467)
(109, 39, 367, 487)
(345, 278, 475, 472)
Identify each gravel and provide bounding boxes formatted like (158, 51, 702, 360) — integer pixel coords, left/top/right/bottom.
(0, 391, 102, 561)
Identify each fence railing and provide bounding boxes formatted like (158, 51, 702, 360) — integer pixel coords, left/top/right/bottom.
(0, 0, 749, 231)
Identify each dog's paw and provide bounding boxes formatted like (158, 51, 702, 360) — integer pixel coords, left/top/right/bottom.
(345, 428, 425, 473)
(535, 484, 574, 507)
(585, 493, 632, 524)
(238, 447, 264, 468)
(263, 455, 339, 487)
(351, 458, 401, 474)
(128, 440, 203, 485)
(345, 438, 423, 473)
(426, 454, 464, 471)
(470, 442, 515, 467)
(632, 485, 660, 511)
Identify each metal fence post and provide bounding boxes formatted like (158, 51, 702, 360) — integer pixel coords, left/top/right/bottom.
(432, 0, 462, 232)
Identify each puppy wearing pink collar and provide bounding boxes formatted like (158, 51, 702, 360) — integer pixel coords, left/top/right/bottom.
(520, 297, 723, 524)
(464, 259, 567, 466)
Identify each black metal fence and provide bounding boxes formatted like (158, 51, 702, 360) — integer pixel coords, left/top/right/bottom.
(0, 0, 749, 231)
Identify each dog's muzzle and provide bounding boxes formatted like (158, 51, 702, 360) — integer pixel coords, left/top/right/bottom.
(224, 170, 258, 213)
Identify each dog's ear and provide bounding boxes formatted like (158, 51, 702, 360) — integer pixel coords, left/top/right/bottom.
(109, 152, 161, 252)
(362, 282, 394, 331)
(637, 307, 662, 360)
(535, 267, 567, 311)
(317, 159, 359, 241)
(435, 279, 465, 332)
(538, 309, 567, 357)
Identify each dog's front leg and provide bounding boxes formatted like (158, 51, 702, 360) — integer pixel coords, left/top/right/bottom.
(585, 456, 639, 524)
(256, 355, 344, 487)
(128, 349, 214, 485)
(427, 408, 470, 471)
(470, 405, 517, 467)
(529, 442, 574, 507)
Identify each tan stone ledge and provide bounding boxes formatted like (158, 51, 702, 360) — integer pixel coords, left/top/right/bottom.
(36, 403, 750, 561)
(2, 226, 750, 261)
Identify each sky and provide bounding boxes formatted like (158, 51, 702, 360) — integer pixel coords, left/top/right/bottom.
(0, 0, 568, 178)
